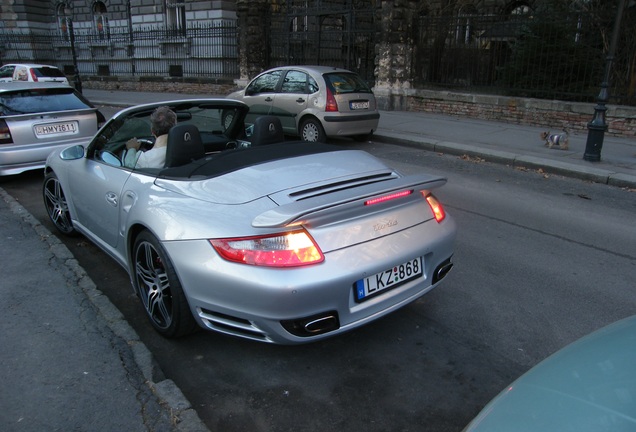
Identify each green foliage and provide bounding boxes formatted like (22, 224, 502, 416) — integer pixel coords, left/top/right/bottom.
(498, 3, 605, 100)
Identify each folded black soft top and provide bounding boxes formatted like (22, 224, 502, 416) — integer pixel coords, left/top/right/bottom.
(158, 141, 344, 180)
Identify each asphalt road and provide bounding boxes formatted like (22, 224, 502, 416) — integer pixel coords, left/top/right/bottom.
(2, 118, 635, 431)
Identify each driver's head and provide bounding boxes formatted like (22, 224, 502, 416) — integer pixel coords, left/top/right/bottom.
(150, 106, 177, 136)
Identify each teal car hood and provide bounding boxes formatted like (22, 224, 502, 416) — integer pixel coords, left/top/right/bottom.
(465, 315, 636, 432)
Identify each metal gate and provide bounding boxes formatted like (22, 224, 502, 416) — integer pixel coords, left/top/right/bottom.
(269, 1, 376, 85)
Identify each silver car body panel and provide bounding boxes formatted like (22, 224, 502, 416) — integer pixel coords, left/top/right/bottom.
(45, 99, 455, 344)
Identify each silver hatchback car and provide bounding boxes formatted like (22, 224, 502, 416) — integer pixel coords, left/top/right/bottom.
(0, 82, 104, 176)
(227, 66, 380, 142)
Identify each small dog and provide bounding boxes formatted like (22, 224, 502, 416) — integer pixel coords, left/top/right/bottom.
(541, 129, 569, 150)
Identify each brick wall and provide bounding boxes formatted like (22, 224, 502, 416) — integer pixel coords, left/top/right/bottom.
(83, 76, 236, 96)
(376, 88, 636, 139)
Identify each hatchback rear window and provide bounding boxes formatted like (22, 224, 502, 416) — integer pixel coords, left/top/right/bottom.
(0, 88, 94, 116)
(324, 73, 373, 95)
(34, 67, 66, 78)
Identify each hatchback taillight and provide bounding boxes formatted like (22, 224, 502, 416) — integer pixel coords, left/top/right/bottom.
(29, 69, 38, 82)
(210, 229, 324, 267)
(325, 88, 338, 112)
(0, 119, 12, 144)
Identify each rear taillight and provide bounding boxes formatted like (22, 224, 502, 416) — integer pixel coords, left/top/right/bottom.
(0, 119, 13, 144)
(425, 193, 446, 223)
(29, 69, 38, 82)
(325, 88, 338, 112)
(210, 229, 324, 267)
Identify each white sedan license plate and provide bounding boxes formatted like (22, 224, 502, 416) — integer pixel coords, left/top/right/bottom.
(350, 100, 369, 110)
(34, 121, 78, 137)
(355, 257, 423, 302)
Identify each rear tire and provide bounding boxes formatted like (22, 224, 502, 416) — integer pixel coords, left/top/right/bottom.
(132, 230, 197, 338)
(300, 118, 327, 142)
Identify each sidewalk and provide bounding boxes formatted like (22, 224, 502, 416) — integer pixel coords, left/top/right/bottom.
(83, 88, 636, 189)
(0, 188, 208, 431)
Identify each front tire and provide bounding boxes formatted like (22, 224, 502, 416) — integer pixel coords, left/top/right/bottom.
(43, 171, 76, 236)
(300, 118, 327, 142)
(132, 230, 197, 338)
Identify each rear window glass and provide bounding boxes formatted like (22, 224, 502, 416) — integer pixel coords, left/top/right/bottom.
(324, 73, 373, 94)
(0, 88, 94, 116)
(34, 67, 66, 78)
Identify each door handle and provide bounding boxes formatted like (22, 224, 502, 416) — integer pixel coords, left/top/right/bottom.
(105, 192, 118, 207)
(264, 97, 274, 102)
(296, 98, 305, 103)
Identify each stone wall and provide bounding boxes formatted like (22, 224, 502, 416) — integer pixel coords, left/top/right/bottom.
(83, 76, 236, 96)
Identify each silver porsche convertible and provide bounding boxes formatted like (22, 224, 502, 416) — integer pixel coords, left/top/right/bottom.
(43, 99, 456, 344)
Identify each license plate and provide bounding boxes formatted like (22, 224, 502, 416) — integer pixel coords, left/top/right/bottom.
(354, 257, 423, 302)
(350, 100, 369, 110)
(34, 121, 78, 137)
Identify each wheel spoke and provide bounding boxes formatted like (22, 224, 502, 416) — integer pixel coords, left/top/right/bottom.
(135, 241, 172, 329)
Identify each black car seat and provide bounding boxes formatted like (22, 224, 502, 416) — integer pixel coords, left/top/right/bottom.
(164, 124, 205, 168)
(250, 116, 285, 146)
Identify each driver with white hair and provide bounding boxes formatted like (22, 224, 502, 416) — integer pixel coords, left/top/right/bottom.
(124, 106, 177, 169)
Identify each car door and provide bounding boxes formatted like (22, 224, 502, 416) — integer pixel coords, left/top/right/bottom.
(241, 70, 282, 124)
(270, 70, 312, 134)
(66, 114, 148, 249)
(67, 157, 132, 249)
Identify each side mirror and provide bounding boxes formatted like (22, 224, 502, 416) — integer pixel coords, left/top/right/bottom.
(59, 145, 85, 160)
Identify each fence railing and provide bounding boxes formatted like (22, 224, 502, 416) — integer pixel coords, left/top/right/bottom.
(414, 10, 635, 106)
(1, 9, 633, 107)
(0, 21, 239, 80)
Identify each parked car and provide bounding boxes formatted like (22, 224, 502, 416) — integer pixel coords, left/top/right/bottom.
(42, 99, 456, 343)
(227, 66, 380, 142)
(0, 63, 69, 84)
(0, 82, 105, 176)
(464, 315, 636, 432)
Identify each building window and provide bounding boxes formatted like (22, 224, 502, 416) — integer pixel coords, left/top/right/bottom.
(456, 5, 479, 45)
(93, 1, 110, 40)
(57, 3, 71, 41)
(165, 1, 187, 36)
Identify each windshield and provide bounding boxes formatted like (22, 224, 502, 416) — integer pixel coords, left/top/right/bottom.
(33, 67, 66, 78)
(324, 73, 373, 94)
(0, 87, 93, 116)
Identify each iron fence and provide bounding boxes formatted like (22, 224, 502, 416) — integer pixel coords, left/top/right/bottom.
(414, 8, 635, 106)
(269, 7, 376, 85)
(0, 20, 239, 80)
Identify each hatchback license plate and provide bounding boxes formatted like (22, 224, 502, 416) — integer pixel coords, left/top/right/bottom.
(355, 257, 423, 302)
(350, 101, 369, 110)
(35, 121, 78, 137)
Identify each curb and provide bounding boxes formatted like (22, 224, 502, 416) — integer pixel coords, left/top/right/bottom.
(0, 187, 210, 432)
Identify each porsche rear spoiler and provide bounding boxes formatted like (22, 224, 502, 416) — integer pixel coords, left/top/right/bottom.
(252, 174, 447, 228)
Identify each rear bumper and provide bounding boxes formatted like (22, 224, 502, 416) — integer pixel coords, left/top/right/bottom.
(320, 112, 380, 137)
(163, 215, 456, 344)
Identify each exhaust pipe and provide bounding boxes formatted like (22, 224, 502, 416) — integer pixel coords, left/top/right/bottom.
(281, 311, 340, 337)
(433, 258, 453, 284)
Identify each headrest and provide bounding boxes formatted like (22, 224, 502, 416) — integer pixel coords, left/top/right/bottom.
(164, 124, 205, 168)
(250, 116, 284, 146)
